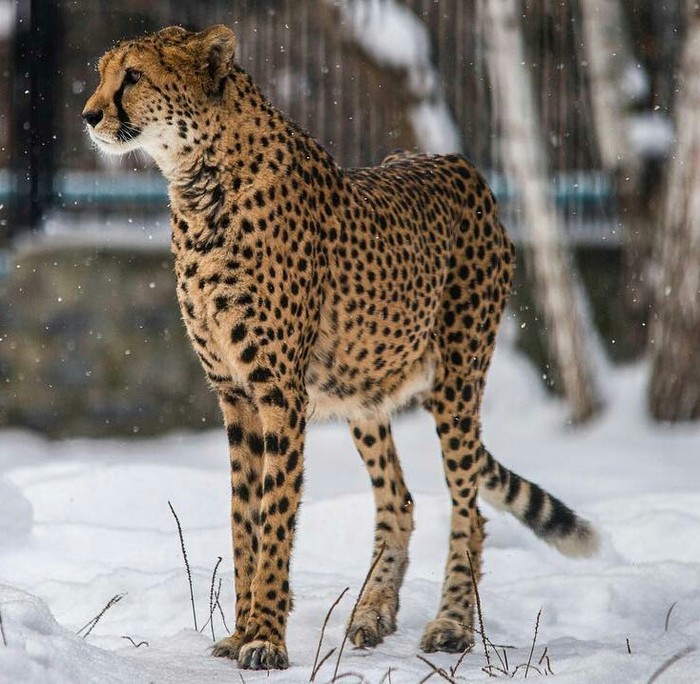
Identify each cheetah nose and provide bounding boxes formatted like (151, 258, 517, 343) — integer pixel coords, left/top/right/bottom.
(82, 109, 104, 128)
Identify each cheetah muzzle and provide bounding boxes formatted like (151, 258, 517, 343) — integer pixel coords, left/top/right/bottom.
(84, 24, 599, 671)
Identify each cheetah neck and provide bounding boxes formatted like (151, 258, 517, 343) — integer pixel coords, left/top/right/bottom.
(156, 66, 336, 241)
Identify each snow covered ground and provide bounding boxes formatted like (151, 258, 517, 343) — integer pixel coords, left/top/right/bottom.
(1, 328, 699, 683)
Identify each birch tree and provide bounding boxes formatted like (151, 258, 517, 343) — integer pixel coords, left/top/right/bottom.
(579, 0, 668, 333)
(483, 0, 602, 423)
(649, 0, 700, 422)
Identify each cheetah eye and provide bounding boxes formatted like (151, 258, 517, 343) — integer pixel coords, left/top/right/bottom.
(124, 69, 142, 86)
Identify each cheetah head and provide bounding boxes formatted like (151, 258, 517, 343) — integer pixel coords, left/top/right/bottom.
(82, 25, 236, 164)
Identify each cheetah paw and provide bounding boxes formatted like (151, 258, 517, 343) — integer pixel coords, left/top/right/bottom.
(237, 639, 289, 670)
(420, 617, 473, 654)
(348, 596, 397, 648)
(211, 634, 243, 660)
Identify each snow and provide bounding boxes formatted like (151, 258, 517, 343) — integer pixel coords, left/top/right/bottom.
(627, 112, 675, 160)
(1, 326, 700, 682)
(334, 0, 462, 154)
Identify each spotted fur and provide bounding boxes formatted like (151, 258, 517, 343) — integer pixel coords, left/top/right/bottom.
(83, 25, 598, 670)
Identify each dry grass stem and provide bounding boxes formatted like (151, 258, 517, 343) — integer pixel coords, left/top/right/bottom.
(215, 587, 230, 634)
(311, 587, 349, 681)
(449, 641, 475, 677)
(664, 602, 677, 632)
(200, 556, 222, 641)
(0, 605, 6, 646)
(626, 638, 632, 655)
(523, 609, 542, 679)
(325, 672, 366, 683)
(332, 543, 386, 683)
(512, 663, 542, 677)
(416, 654, 457, 683)
(168, 500, 198, 631)
(538, 646, 554, 676)
(76, 593, 125, 638)
(121, 635, 149, 648)
(378, 667, 393, 684)
(312, 648, 336, 680)
(646, 645, 697, 684)
(466, 549, 492, 675)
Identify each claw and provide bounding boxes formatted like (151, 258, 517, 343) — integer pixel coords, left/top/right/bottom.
(237, 640, 289, 670)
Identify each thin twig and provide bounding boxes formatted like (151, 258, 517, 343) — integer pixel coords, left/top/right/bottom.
(325, 673, 366, 683)
(121, 635, 149, 648)
(664, 601, 677, 632)
(201, 577, 224, 635)
(450, 641, 475, 677)
(378, 667, 393, 684)
(626, 638, 632, 655)
(416, 655, 457, 683)
(511, 663, 542, 677)
(503, 647, 509, 673)
(200, 556, 222, 641)
(168, 500, 198, 631)
(76, 594, 125, 639)
(466, 549, 492, 675)
(311, 587, 349, 681)
(0, 605, 6, 646)
(523, 609, 542, 679)
(332, 544, 386, 682)
(313, 648, 337, 680)
(417, 669, 437, 684)
(646, 645, 697, 684)
(545, 654, 554, 676)
(482, 664, 509, 676)
(215, 588, 230, 634)
(238, 672, 247, 684)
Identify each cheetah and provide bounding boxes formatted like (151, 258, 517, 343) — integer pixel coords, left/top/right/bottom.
(83, 25, 598, 670)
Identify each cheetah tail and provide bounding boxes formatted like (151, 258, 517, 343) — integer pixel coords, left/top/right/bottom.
(478, 448, 599, 558)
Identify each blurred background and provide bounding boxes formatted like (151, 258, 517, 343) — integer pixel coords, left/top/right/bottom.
(0, 0, 698, 437)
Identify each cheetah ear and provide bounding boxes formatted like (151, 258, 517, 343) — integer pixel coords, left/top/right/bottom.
(197, 25, 237, 95)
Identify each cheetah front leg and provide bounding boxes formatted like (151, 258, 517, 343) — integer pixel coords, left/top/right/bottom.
(421, 375, 486, 654)
(347, 419, 414, 648)
(235, 381, 307, 670)
(212, 389, 264, 661)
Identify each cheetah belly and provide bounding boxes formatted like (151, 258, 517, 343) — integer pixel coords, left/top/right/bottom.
(306, 351, 436, 421)
(305, 304, 439, 421)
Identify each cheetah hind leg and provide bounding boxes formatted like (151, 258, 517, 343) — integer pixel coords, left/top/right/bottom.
(346, 419, 415, 648)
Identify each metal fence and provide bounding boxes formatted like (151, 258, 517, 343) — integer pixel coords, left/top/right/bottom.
(0, 0, 682, 244)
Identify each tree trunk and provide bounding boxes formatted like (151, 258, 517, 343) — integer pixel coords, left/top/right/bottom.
(579, 0, 662, 350)
(649, 0, 700, 422)
(484, 0, 603, 424)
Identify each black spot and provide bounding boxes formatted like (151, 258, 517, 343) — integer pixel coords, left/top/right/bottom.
(231, 324, 247, 343)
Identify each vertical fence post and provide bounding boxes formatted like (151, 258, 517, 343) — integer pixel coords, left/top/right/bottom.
(10, 0, 60, 237)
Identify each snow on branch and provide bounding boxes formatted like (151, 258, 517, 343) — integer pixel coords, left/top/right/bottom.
(333, 0, 462, 154)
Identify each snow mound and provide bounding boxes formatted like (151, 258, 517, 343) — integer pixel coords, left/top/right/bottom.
(0, 478, 33, 545)
(0, 585, 137, 684)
